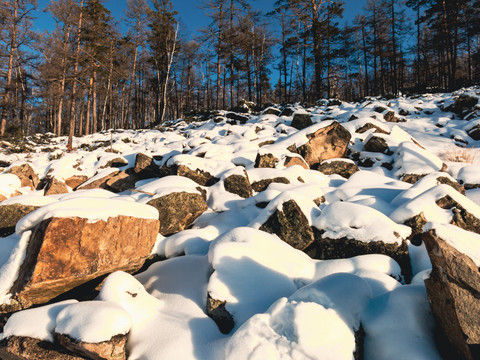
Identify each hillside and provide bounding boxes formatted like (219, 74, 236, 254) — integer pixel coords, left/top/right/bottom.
(0, 87, 480, 359)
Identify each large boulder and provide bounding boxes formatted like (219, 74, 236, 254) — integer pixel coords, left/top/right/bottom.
(223, 170, 253, 199)
(254, 153, 278, 168)
(423, 224, 480, 360)
(0, 204, 40, 237)
(291, 112, 313, 130)
(133, 153, 160, 179)
(294, 121, 351, 168)
(147, 192, 208, 236)
(445, 94, 479, 117)
(6, 163, 39, 190)
(317, 159, 359, 179)
(3, 204, 159, 311)
(259, 199, 315, 251)
(43, 177, 69, 196)
(311, 202, 412, 280)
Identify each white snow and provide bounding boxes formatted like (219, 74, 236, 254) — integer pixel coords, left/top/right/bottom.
(0, 173, 21, 198)
(362, 285, 441, 360)
(1, 300, 78, 342)
(15, 197, 159, 235)
(0, 231, 32, 303)
(313, 201, 411, 243)
(55, 301, 132, 343)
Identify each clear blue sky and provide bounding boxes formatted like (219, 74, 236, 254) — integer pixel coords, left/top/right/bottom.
(35, 0, 369, 36)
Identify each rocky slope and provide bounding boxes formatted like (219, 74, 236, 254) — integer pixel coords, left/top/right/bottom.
(0, 87, 480, 359)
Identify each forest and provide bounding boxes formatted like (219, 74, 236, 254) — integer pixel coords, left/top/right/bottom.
(0, 0, 479, 143)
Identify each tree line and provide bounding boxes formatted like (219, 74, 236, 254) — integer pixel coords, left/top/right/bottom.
(1, 0, 480, 140)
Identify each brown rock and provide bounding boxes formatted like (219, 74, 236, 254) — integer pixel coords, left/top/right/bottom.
(254, 153, 278, 168)
(6, 215, 159, 311)
(259, 199, 315, 251)
(175, 164, 218, 186)
(279, 107, 295, 117)
(445, 94, 479, 117)
(44, 177, 69, 196)
(467, 125, 480, 141)
(258, 140, 275, 148)
(251, 177, 290, 193)
(105, 171, 139, 193)
(403, 212, 428, 246)
(307, 231, 411, 281)
(0, 194, 6, 202)
(294, 122, 351, 168)
(0, 204, 40, 238)
(76, 170, 120, 191)
(283, 156, 309, 169)
(364, 135, 390, 154)
(206, 294, 234, 334)
(147, 192, 207, 236)
(423, 229, 480, 360)
(437, 176, 466, 195)
(0, 336, 86, 360)
(100, 157, 128, 169)
(384, 111, 400, 122)
(291, 113, 313, 130)
(6, 164, 39, 190)
(262, 107, 281, 116)
(64, 175, 88, 190)
(133, 153, 160, 179)
(57, 333, 127, 360)
(317, 160, 359, 179)
(355, 123, 389, 134)
(224, 171, 253, 199)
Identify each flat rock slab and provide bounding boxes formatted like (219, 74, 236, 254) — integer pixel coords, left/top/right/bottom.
(7, 215, 159, 310)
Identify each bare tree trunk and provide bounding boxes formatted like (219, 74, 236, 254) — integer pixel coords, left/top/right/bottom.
(92, 70, 98, 133)
(85, 77, 93, 135)
(160, 25, 178, 124)
(67, 0, 84, 150)
(1, 0, 18, 137)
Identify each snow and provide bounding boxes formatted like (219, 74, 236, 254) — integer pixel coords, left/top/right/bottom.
(226, 298, 355, 360)
(313, 201, 411, 244)
(0, 173, 21, 198)
(97, 271, 161, 330)
(362, 285, 441, 360)
(390, 184, 480, 224)
(55, 301, 132, 343)
(0, 231, 32, 303)
(207, 227, 315, 331)
(15, 197, 159, 235)
(1, 300, 78, 342)
(0, 194, 58, 206)
(458, 165, 480, 186)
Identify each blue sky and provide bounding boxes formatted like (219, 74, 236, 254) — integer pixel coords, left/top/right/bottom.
(34, 0, 369, 35)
